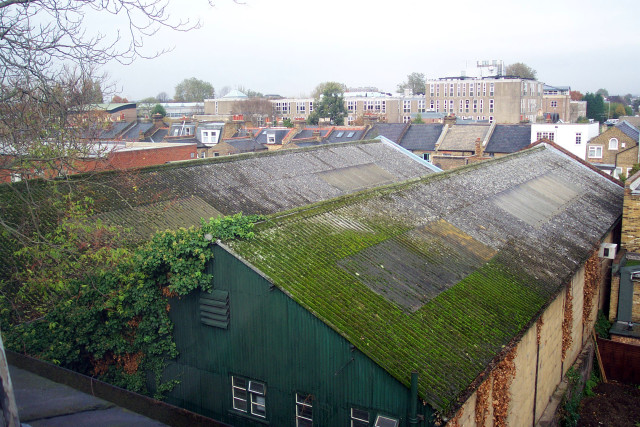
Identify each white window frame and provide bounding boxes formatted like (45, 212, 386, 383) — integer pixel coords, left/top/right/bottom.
(575, 133, 582, 145)
(296, 393, 313, 427)
(418, 99, 426, 113)
(422, 153, 431, 162)
(551, 100, 558, 108)
(588, 145, 603, 158)
(489, 82, 494, 96)
(232, 376, 267, 418)
(403, 100, 411, 113)
(309, 101, 313, 112)
(351, 408, 369, 427)
(347, 100, 356, 112)
(374, 415, 399, 427)
(403, 115, 411, 123)
(614, 167, 623, 179)
(297, 102, 306, 114)
(609, 138, 619, 150)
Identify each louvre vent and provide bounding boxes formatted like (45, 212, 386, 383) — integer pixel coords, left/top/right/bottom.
(200, 290, 229, 329)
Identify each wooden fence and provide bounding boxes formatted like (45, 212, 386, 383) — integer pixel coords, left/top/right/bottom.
(596, 337, 640, 384)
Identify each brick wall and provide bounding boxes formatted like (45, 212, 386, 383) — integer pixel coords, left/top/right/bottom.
(79, 144, 197, 173)
(622, 185, 640, 252)
(447, 236, 612, 427)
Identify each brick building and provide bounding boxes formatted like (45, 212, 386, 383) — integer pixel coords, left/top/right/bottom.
(424, 76, 544, 123)
(608, 171, 640, 345)
(586, 121, 640, 179)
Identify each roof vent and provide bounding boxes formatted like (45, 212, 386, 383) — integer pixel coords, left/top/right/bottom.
(598, 243, 617, 260)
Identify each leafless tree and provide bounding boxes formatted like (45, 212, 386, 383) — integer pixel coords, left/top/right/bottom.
(0, 0, 215, 248)
(231, 98, 274, 126)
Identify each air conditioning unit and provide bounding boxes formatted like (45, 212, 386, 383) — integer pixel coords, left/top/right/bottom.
(598, 243, 617, 259)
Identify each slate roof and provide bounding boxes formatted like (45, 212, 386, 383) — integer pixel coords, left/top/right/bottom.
(399, 124, 444, 151)
(98, 121, 134, 139)
(40, 140, 435, 239)
(122, 122, 155, 140)
(485, 124, 532, 154)
(224, 138, 266, 153)
(148, 128, 168, 142)
(227, 144, 623, 414)
(254, 129, 291, 145)
(291, 129, 332, 140)
(326, 128, 366, 143)
(438, 124, 491, 152)
(616, 121, 640, 142)
(365, 123, 408, 143)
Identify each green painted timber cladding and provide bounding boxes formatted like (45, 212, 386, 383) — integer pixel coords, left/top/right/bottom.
(164, 246, 432, 426)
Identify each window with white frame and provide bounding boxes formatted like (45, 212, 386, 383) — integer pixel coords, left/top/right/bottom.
(430, 99, 434, 110)
(436, 84, 440, 96)
(347, 100, 356, 112)
(588, 146, 603, 158)
(489, 99, 494, 113)
(489, 116, 494, 123)
(232, 376, 266, 418)
(364, 100, 375, 111)
(449, 83, 454, 96)
(347, 115, 355, 125)
(418, 99, 425, 112)
(609, 138, 619, 150)
(489, 82, 494, 96)
(377, 100, 386, 112)
(429, 83, 434, 97)
(627, 167, 633, 177)
(536, 131, 555, 141)
(469, 82, 474, 97)
(465, 99, 470, 113)
(351, 408, 369, 427)
(374, 415, 399, 427)
(297, 102, 306, 114)
(480, 99, 483, 113)
(423, 153, 431, 162)
(309, 101, 313, 112)
(473, 99, 478, 113)
(457, 83, 461, 97)
(403, 100, 411, 113)
(214, 101, 218, 114)
(199, 152, 206, 158)
(459, 99, 463, 113)
(403, 115, 411, 123)
(436, 100, 440, 112)
(551, 101, 558, 108)
(483, 82, 486, 96)
(614, 167, 622, 179)
(449, 99, 454, 113)
(296, 393, 313, 427)
(575, 133, 582, 144)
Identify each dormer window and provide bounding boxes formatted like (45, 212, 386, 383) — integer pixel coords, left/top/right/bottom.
(609, 138, 619, 150)
(267, 134, 276, 144)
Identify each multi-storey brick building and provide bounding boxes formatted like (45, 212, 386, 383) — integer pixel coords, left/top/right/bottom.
(424, 76, 545, 123)
(203, 91, 434, 125)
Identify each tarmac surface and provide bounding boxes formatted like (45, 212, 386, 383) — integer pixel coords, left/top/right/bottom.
(10, 365, 168, 426)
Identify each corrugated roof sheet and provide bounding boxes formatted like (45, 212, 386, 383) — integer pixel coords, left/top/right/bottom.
(77, 141, 435, 237)
(228, 144, 623, 414)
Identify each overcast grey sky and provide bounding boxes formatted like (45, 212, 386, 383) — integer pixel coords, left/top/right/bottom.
(101, 0, 640, 100)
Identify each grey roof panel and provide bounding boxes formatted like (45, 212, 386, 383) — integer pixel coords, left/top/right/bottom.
(400, 124, 444, 151)
(616, 121, 640, 141)
(485, 124, 532, 154)
(438, 124, 491, 151)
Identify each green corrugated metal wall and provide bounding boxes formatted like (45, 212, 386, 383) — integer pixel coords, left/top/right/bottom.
(163, 245, 433, 426)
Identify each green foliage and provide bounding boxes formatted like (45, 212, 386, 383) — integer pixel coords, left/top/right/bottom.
(576, 116, 590, 123)
(397, 72, 426, 95)
(150, 104, 166, 117)
(3, 211, 261, 398)
(594, 310, 611, 339)
(584, 371, 599, 397)
(505, 62, 537, 79)
(413, 114, 424, 124)
(583, 93, 606, 122)
(174, 77, 215, 102)
(282, 118, 293, 128)
(308, 82, 347, 126)
(596, 88, 609, 97)
(561, 367, 582, 427)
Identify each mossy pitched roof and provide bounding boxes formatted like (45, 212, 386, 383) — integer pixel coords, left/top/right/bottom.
(227, 144, 623, 414)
